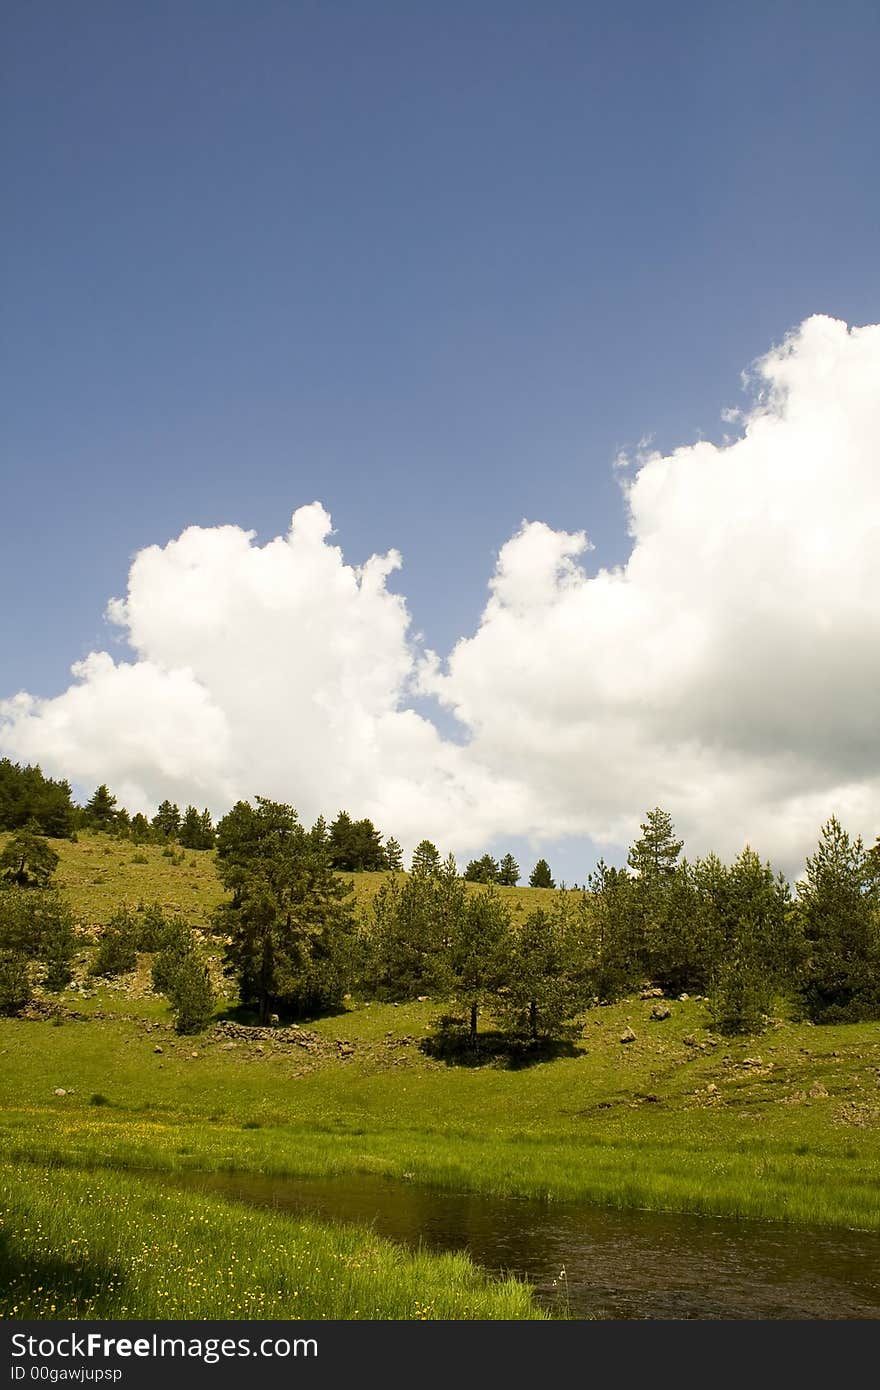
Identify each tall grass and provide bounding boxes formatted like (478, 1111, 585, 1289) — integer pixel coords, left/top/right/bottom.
(0, 1163, 545, 1320)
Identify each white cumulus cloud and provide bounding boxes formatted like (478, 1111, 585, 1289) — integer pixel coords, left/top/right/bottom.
(0, 502, 527, 854)
(421, 314, 880, 871)
(2, 314, 878, 873)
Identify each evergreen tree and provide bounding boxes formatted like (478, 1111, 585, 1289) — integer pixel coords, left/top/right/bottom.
(151, 916, 196, 994)
(796, 817, 880, 1023)
(627, 808, 684, 880)
(214, 798, 355, 1021)
(150, 921, 215, 1033)
(0, 822, 59, 888)
(0, 949, 31, 1015)
(308, 815, 328, 852)
(165, 951, 215, 1033)
(442, 885, 512, 1047)
(645, 860, 710, 994)
(82, 784, 118, 831)
(499, 906, 582, 1042)
(197, 808, 215, 848)
(89, 907, 139, 978)
(135, 901, 168, 953)
(411, 840, 441, 877)
(0, 885, 77, 997)
(529, 858, 555, 889)
(624, 809, 685, 988)
(463, 854, 500, 884)
(704, 847, 797, 1034)
(497, 853, 520, 887)
(179, 805, 215, 850)
(369, 871, 436, 999)
(383, 836, 403, 871)
(152, 800, 181, 840)
(0, 759, 75, 837)
(587, 859, 643, 999)
(129, 812, 152, 844)
(328, 812, 386, 871)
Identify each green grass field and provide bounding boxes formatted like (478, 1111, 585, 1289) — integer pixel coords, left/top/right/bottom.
(2, 832, 880, 1319)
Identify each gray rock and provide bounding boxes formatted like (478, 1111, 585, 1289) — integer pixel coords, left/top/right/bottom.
(620, 1027, 637, 1044)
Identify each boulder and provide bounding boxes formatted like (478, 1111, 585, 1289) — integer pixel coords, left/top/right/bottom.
(620, 1027, 637, 1044)
(650, 1003, 671, 1021)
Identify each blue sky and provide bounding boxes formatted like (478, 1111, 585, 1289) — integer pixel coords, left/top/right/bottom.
(3, 2, 880, 880)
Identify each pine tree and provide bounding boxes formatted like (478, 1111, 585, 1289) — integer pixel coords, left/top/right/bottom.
(152, 800, 181, 840)
(0, 821, 59, 888)
(442, 885, 512, 1047)
(797, 817, 880, 1023)
(497, 853, 520, 887)
(383, 837, 403, 871)
(587, 859, 643, 999)
(704, 847, 797, 1034)
(328, 812, 386, 871)
(463, 854, 500, 884)
(0, 759, 75, 838)
(627, 808, 684, 880)
(178, 805, 215, 850)
(500, 906, 582, 1042)
(369, 872, 435, 999)
(89, 907, 139, 978)
(309, 816, 328, 852)
(129, 812, 152, 844)
(197, 808, 215, 848)
(411, 840, 441, 877)
(529, 858, 555, 889)
(0, 885, 76, 997)
(214, 798, 355, 1021)
(165, 952, 215, 1033)
(82, 784, 118, 830)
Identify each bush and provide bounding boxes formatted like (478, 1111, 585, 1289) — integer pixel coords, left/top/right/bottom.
(0, 950, 32, 1015)
(0, 885, 77, 993)
(135, 902, 167, 953)
(165, 952, 215, 1034)
(89, 909, 138, 978)
(151, 918, 196, 995)
(150, 918, 214, 1032)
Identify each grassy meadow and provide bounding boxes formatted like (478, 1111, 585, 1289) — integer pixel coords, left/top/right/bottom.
(2, 832, 880, 1319)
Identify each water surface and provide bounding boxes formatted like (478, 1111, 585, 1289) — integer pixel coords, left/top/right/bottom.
(174, 1170, 880, 1319)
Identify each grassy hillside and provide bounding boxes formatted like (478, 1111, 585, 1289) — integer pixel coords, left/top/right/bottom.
(2, 830, 879, 1318)
(4, 830, 572, 928)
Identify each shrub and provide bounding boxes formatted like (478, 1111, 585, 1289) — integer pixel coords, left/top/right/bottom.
(0, 950, 32, 1015)
(151, 917, 196, 995)
(135, 902, 167, 953)
(165, 952, 215, 1034)
(0, 885, 77, 993)
(89, 908, 138, 978)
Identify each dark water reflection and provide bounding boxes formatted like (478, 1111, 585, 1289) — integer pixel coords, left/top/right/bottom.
(173, 1170, 880, 1320)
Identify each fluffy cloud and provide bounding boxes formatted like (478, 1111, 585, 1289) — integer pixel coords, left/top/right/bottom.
(0, 503, 528, 854)
(422, 314, 880, 870)
(2, 314, 878, 872)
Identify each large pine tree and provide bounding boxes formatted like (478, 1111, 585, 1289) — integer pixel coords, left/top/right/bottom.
(214, 798, 355, 1021)
(797, 817, 880, 1023)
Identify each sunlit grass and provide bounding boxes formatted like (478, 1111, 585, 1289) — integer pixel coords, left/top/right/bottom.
(0, 1162, 544, 1320)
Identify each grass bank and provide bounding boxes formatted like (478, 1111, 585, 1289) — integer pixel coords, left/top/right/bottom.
(0, 1162, 544, 1319)
(3, 992, 879, 1232)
